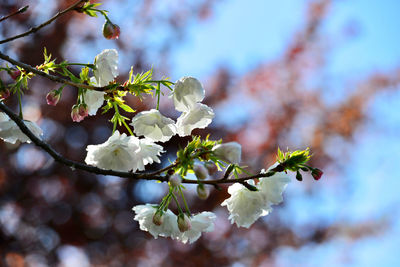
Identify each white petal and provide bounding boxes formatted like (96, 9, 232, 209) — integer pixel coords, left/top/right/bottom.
(94, 49, 119, 87)
(0, 113, 42, 144)
(83, 90, 105, 116)
(212, 142, 241, 164)
(176, 103, 214, 137)
(258, 172, 291, 205)
(131, 109, 177, 142)
(173, 77, 205, 112)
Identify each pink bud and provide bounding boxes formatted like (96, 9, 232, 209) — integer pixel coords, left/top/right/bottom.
(204, 161, 218, 175)
(46, 90, 60, 106)
(193, 163, 209, 180)
(71, 105, 84, 122)
(9, 70, 21, 80)
(169, 174, 182, 187)
(0, 89, 10, 100)
(152, 212, 163, 226)
(311, 168, 323, 180)
(197, 184, 209, 200)
(78, 103, 89, 118)
(177, 214, 191, 232)
(102, 20, 120, 40)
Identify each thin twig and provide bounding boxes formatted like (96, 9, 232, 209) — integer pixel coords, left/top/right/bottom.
(0, 51, 113, 91)
(0, 1, 86, 44)
(0, 5, 29, 23)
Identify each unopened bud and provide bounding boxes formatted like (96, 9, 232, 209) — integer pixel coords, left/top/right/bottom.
(197, 184, 209, 200)
(71, 105, 83, 122)
(177, 213, 191, 232)
(46, 90, 61, 106)
(204, 161, 218, 175)
(169, 174, 182, 187)
(78, 103, 89, 117)
(311, 168, 323, 180)
(102, 20, 120, 40)
(152, 212, 163, 226)
(193, 163, 209, 180)
(9, 70, 21, 80)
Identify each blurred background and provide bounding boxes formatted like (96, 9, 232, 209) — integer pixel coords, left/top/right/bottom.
(1, 0, 400, 266)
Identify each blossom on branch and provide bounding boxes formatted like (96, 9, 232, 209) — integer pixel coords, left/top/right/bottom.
(0, 112, 42, 144)
(176, 103, 214, 136)
(176, 212, 216, 244)
(135, 138, 164, 171)
(221, 180, 271, 228)
(133, 204, 181, 239)
(130, 109, 177, 142)
(93, 49, 119, 87)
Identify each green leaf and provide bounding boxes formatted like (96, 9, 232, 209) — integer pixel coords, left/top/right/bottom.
(119, 103, 135, 113)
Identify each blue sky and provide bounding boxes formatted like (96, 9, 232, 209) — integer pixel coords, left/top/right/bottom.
(169, 0, 400, 265)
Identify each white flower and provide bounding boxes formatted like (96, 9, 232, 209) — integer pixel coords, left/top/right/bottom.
(130, 109, 177, 142)
(212, 142, 241, 164)
(173, 76, 205, 112)
(0, 112, 42, 144)
(82, 77, 106, 116)
(93, 49, 118, 87)
(135, 138, 164, 171)
(258, 171, 291, 205)
(133, 204, 181, 239)
(176, 103, 214, 136)
(85, 131, 137, 171)
(221, 181, 271, 228)
(176, 212, 216, 244)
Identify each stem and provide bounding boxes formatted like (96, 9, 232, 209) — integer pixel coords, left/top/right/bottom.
(0, 0, 87, 44)
(122, 119, 134, 136)
(0, 5, 29, 23)
(156, 82, 160, 110)
(65, 63, 95, 68)
(171, 193, 183, 214)
(178, 187, 191, 216)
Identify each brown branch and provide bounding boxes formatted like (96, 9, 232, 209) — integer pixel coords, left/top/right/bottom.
(0, 102, 276, 186)
(0, 5, 29, 23)
(0, 0, 87, 44)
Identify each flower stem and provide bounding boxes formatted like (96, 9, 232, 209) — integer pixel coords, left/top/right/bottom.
(156, 82, 160, 110)
(178, 186, 191, 216)
(171, 192, 183, 214)
(122, 119, 134, 136)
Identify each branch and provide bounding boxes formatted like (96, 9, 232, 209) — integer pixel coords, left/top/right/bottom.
(0, 102, 275, 186)
(0, 0, 86, 44)
(0, 51, 112, 91)
(0, 5, 29, 23)
(0, 101, 166, 181)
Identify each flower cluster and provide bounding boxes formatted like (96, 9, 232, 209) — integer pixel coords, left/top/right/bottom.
(221, 168, 291, 228)
(133, 204, 216, 244)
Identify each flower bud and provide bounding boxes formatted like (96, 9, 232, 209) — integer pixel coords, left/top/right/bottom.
(169, 174, 182, 187)
(204, 161, 218, 175)
(78, 103, 89, 118)
(9, 70, 21, 80)
(152, 212, 164, 226)
(212, 142, 241, 164)
(46, 90, 61, 106)
(71, 105, 83, 122)
(0, 89, 10, 100)
(311, 168, 323, 180)
(197, 184, 209, 200)
(177, 213, 191, 232)
(193, 163, 209, 180)
(102, 20, 120, 40)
